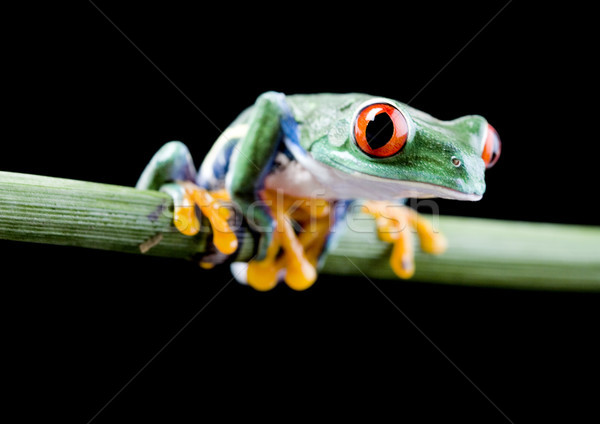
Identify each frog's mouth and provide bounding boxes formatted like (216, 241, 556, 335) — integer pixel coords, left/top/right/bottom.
(361, 175, 483, 201)
(303, 154, 482, 201)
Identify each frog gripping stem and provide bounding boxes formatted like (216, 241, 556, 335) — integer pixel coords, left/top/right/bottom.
(134, 92, 502, 291)
(362, 201, 447, 279)
(136, 141, 238, 260)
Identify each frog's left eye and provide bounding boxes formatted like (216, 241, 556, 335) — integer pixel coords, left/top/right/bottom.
(354, 103, 409, 158)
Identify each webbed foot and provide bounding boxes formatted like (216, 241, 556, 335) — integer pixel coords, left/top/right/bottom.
(162, 182, 238, 256)
(246, 190, 331, 291)
(362, 201, 447, 279)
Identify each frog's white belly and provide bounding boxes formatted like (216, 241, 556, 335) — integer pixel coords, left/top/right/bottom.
(263, 152, 480, 201)
(264, 153, 334, 198)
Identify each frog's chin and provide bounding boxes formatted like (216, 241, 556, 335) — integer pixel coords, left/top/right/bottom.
(311, 155, 482, 201)
(351, 177, 483, 201)
(317, 169, 483, 201)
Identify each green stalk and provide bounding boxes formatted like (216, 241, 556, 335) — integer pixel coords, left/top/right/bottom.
(325, 214, 600, 291)
(1, 171, 599, 291)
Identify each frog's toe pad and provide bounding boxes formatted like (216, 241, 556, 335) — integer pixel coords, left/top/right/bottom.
(283, 260, 317, 291)
(390, 238, 416, 279)
(246, 259, 281, 292)
(419, 231, 448, 255)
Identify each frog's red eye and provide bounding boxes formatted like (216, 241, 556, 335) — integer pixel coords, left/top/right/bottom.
(354, 103, 408, 158)
(482, 124, 501, 168)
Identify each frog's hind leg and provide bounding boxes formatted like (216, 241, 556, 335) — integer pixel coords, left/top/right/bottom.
(137, 141, 238, 256)
(362, 201, 447, 279)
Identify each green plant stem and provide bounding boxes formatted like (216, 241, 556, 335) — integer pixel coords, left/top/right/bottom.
(1, 171, 599, 291)
(326, 214, 600, 291)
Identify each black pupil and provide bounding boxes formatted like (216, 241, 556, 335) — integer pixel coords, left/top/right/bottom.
(365, 113, 394, 150)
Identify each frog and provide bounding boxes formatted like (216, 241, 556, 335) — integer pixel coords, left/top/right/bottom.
(136, 91, 500, 291)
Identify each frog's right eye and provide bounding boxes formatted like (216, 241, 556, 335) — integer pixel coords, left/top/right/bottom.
(482, 124, 501, 168)
(354, 103, 408, 158)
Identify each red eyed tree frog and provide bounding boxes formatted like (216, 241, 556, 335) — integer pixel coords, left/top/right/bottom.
(137, 92, 500, 291)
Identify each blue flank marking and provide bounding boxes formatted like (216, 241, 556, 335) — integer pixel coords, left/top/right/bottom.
(279, 101, 306, 157)
(196, 137, 238, 189)
(212, 138, 237, 181)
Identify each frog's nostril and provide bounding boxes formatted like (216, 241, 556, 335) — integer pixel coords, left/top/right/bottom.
(482, 124, 501, 168)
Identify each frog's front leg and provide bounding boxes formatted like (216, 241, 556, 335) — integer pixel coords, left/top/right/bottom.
(244, 190, 332, 291)
(228, 92, 318, 291)
(136, 141, 237, 257)
(362, 201, 447, 278)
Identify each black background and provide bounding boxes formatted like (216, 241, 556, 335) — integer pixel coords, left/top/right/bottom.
(2, 1, 598, 422)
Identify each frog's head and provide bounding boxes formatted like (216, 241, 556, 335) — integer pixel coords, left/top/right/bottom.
(305, 95, 500, 201)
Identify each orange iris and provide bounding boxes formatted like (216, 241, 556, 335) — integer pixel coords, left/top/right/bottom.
(354, 103, 408, 158)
